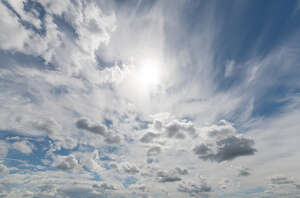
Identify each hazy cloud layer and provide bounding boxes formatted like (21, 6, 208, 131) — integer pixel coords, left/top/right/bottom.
(0, 0, 300, 197)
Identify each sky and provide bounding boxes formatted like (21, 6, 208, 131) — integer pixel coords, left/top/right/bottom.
(0, 0, 300, 197)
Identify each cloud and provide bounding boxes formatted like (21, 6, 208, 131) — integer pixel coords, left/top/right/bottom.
(76, 118, 121, 144)
(0, 1, 300, 197)
(122, 163, 139, 175)
(52, 155, 79, 171)
(147, 146, 161, 157)
(175, 167, 189, 175)
(214, 136, 257, 162)
(92, 183, 117, 191)
(104, 134, 121, 144)
(12, 140, 34, 154)
(177, 181, 212, 197)
(0, 141, 9, 158)
(193, 136, 257, 162)
(156, 170, 181, 183)
(31, 118, 61, 135)
(76, 118, 107, 136)
(0, 164, 8, 174)
(270, 175, 296, 185)
(238, 167, 251, 177)
(140, 132, 160, 143)
(165, 120, 196, 139)
(0, 2, 30, 51)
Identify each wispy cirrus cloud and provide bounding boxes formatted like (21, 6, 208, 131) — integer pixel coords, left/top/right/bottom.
(0, 0, 300, 197)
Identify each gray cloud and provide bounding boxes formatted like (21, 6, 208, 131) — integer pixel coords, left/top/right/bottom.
(104, 134, 121, 144)
(164, 120, 196, 139)
(193, 136, 257, 162)
(12, 140, 34, 154)
(93, 183, 117, 191)
(76, 118, 107, 136)
(270, 176, 296, 185)
(177, 182, 212, 197)
(76, 118, 120, 144)
(0, 164, 8, 174)
(215, 136, 257, 162)
(175, 167, 189, 175)
(31, 118, 61, 135)
(140, 132, 160, 143)
(53, 155, 78, 171)
(147, 146, 161, 157)
(238, 167, 251, 177)
(122, 163, 139, 175)
(157, 171, 181, 183)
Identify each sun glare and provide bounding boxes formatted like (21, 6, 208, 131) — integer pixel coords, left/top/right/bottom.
(136, 59, 161, 90)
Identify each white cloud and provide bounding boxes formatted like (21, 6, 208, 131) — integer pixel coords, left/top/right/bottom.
(177, 181, 212, 197)
(52, 155, 79, 171)
(0, 2, 30, 51)
(12, 140, 34, 154)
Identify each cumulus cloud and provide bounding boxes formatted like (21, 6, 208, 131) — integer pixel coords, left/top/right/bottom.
(175, 167, 189, 175)
(140, 132, 160, 143)
(147, 146, 161, 157)
(93, 183, 117, 191)
(104, 134, 121, 144)
(238, 167, 251, 177)
(0, 164, 8, 174)
(76, 118, 120, 144)
(122, 163, 139, 175)
(76, 118, 107, 136)
(52, 155, 79, 171)
(108, 162, 118, 170)
(270, 175, 296, 185)
(31, 118, 61, 135)
(0, 2, 30, 51)
(193, 136, 257, 162)
(205, 120, 236, 138)
(12, 140, 34, 154)
(177, 181, 212, 197)
(165, 120, 196, 139)
(156, 170, 182, 183)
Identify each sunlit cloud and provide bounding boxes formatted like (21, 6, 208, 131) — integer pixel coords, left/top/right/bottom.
(0, 0, 300, 197)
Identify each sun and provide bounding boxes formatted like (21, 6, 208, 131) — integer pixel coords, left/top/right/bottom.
(136, 59, 161, 90)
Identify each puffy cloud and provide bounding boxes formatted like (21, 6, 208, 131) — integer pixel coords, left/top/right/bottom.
(57, 185, 103, 198)
(76, 118, 107, 136)
(52, 155, 79, 171)
(104, 134, 121, 144)
(147, 146, 161, 157)
(177, 181, 212, 197)
(175, 167, 189, 175)
(140, 132, 160, 143)
(205, 120, 236, 138)
(108, 162, 118, 170)
(193, 136, 256, 162)
(165, 120, 196, 139)
(0, 2, 30, 51)
(76, 118, 121, 144)
(122, 163, 139, 175)
(156, 170, 181, 183)
(83, 158, 103, 173)
(92, 183, 117, 191)
(0, 164, 8, 174)
(270, 175, 296, 185)
(214, 136, 257, 161)
(31, 118, 61, 135)
(129, 183, 146, 192)
(12, 140, 34, 154)
(238, 167, 251, 177)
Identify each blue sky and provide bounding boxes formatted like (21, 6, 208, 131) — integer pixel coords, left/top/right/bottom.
(0, 0, 300, 197)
